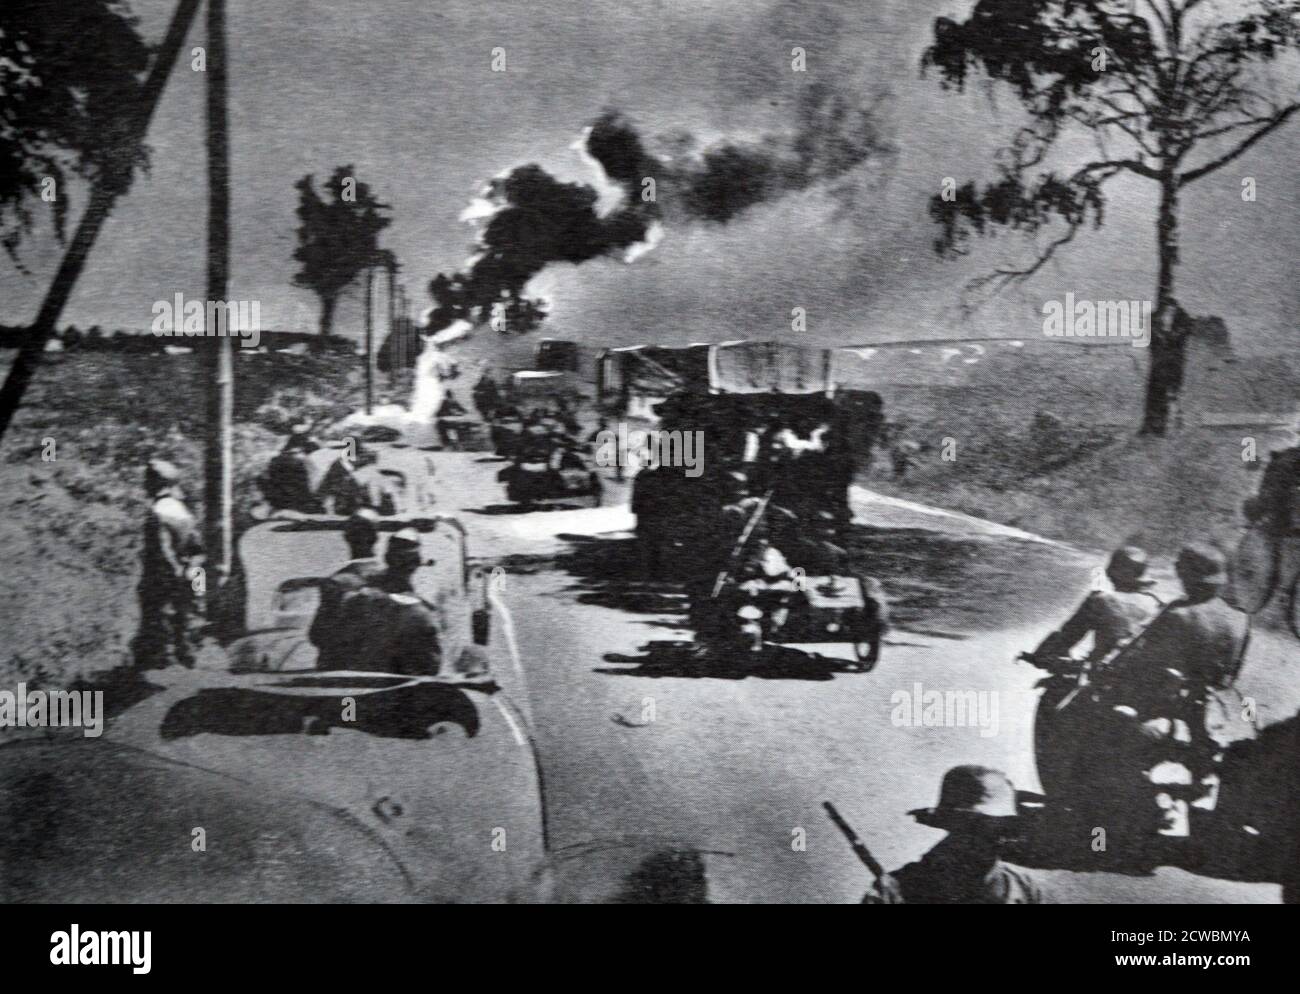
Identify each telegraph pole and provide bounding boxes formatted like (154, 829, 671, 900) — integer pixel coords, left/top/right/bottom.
(364, 264, 374, 414)
(204, 0, 233, 602)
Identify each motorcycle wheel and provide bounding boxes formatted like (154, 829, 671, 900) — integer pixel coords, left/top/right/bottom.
(1227, 527, 1279, 615)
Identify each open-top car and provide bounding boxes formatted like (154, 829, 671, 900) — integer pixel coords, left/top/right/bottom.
(0, 495, 546, 903)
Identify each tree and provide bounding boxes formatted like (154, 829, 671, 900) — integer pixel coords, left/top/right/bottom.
(291, 167, 392, 344)
(922, 0, 1299, 434)
(0, 0, 152, 265)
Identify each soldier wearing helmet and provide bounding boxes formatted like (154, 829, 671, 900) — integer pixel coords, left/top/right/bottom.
(1243, 413, 1300, 538)
(1028, 545, 1163, 675)
(135, 459, 204, 669)
(308, 509, 385, 670)
(336, 528, 442, 675)
(261, 425, 322, 513)
(864, 766, 1045, 904)
(1109, 544, 1248, 711)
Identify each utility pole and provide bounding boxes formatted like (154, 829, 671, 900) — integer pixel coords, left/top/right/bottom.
(387, 263, 397, 384)
(204, 0, 233, 607)
(364, 264, 374, 414)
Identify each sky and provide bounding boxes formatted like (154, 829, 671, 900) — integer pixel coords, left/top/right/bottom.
(1, 0, 1296, 356)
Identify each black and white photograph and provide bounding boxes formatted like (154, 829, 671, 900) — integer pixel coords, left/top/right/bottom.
(0, 0, 1297, 935)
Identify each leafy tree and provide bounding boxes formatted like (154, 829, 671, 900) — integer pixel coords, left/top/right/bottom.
(0, 0, 152, 264)
(292, 166, 393, 343)
(922, 0, 1299, 434)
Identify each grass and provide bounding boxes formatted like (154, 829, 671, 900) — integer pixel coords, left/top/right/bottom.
(0, 349, 370, 688)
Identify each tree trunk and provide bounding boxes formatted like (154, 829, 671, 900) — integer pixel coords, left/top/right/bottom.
(316, 294, 337, 353)
(1140, 177, 1185, 436)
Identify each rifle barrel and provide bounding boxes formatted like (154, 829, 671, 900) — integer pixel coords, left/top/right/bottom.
(822, 801, 885, 880)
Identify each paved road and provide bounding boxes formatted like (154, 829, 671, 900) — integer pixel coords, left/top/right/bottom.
(428, 450, 1287, 903)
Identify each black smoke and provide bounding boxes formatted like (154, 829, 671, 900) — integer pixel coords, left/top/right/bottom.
(422, 82, 890, 337)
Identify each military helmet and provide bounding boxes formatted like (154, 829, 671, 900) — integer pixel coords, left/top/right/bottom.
(285, 424, 318, 453)
(1175, 543, 1228, 589)
(910, 765, 1019, 831)
(342, 508, 380, 548)
(145, 458, 182, 494)
(385, 527, 424, 569)
(1107, 545, 1154, 588)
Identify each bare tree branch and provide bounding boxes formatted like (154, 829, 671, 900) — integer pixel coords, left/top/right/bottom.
(1180, 103, 1300, 183)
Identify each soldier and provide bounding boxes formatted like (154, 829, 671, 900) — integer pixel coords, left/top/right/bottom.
(135, 459, 204, 669)
(338, 528, 442, 675)
(1028, 546, 1164, 673)
(436, 389, 468, 448)
(1107, 544, 1248, 711)
(471, 371, 501, 422)
(1092, 545, 1250, 846)
(1243, 415, 1300, 538)
(308, 509, 384, 670)
(864, 766, 1046, 904)
(261, 425, 322, 513)
(319, 439, 401, 516)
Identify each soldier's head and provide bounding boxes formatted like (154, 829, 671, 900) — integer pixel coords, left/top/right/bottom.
(343, 508, 380, 559)
(284, 424, 318, 454)
(1175, 544, 1228, 601)
(384, 527, 424, 580)
(144, 458, 182, 498)
(348, 439, 378, 468)
(1106, 545, 1154, 592)
(911, 765, 1020, 851)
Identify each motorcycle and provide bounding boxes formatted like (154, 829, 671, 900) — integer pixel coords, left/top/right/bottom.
(1019, 649, 1246, 855)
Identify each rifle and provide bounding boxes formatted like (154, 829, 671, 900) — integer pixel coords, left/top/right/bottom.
(822, 801, 885, 882)
(710, 489, 774, 598)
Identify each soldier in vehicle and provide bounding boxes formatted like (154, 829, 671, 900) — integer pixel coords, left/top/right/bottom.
(261, 425, 322, 513)
(864, 766, 1045, 904)
(471, 371, 501, 421)
(135, 459, 205, 669)
(319, 439, 400, 516)
(1026, 546, 1164, 674)
(436, 389, 468, 448)
(338, 528, 442, 675)
(308, 509, 384, 671)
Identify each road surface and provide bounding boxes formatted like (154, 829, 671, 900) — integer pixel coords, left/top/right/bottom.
(418, 449, 1290, 902)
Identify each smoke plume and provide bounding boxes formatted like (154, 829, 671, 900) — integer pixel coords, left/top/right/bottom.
(423, 81, 892, 336)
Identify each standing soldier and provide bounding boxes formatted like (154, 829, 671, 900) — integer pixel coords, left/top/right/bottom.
(135, 459, 204, 669)
(864, 766, 1046, 904)
(1243, 415, 1300, 538)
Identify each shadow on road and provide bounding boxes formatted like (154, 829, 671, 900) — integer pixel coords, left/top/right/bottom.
(598, 640, 859, 682)
(157, 682, 482, 741)
(519, 522, 1074, 638)
(470, 502, 592, 515)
